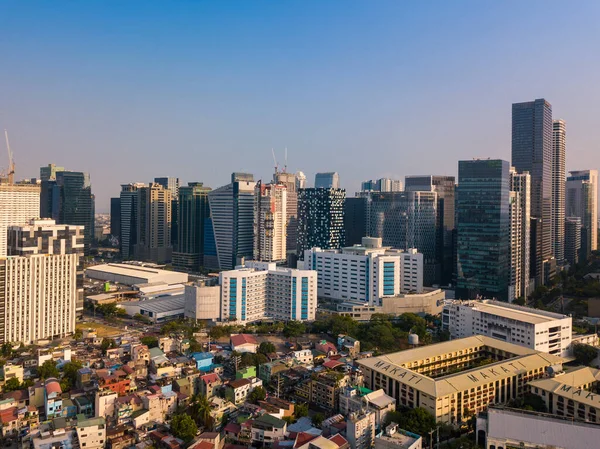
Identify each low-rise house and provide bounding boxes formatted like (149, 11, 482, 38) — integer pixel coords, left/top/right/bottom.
(95, 389, 118, 418)
(76, 367, 94, 389)
(3, 389, 29, 408)
(257, 397, 294, 418)
(199, 373, 222, 399)
(44, 378, 63, 419)
(193, 431, 223, 449)
(74, 396, 94, 417)
(296, 434, 350, 449)
(107, 425, 136, 449)
(149, 348, 176, 381)
(292, 349, 313, 366)
(98, 369, 134, 395)
(231, 334, 258, 353)
(192, 352, 214, 372)
(115, 394, 144, 424)
(173, 378, 192, 397)
(76, 415, 106, 449)
(1, 361, 24, 385)
(337, 335, 361, 358)
(315, 341, 337, 357)
(311, 372, 349, 411)
(258, 360, 290, 384)
(139, 390, 177, 423)
(374, 424, 422, 449)
(251, 414, 287, 445)
(226, 378, 254, 405)
(209, 397, 237, 424)
(236, 366, 256, 380)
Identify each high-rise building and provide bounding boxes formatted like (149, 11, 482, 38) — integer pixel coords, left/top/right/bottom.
(297, 188, 345, 257)
(315, 172, 340, 189)
(154, 177, 180, 249)
(456, 159, 510, 301)
(552, 119, 566, 262)
(564, 217, 582, 267)
(273, 171, 298, 254)
(172, 182, 212, 272)
(405, 175, 455, 286)
(119, 183, 144, 259)
(1, 219, 83, 344)
(361, 178, 403, 192)
(154, 177, 180, 199)
(110, 198, 121, 238)
(362, 191, 438, 285)
(55, 171, 95, 255)
(0, 184, 40, 257)
(253, 181, 287, 262)
(509, 168, 531, 301)
(39, 164, 65, 182)
(207, 173, 256, 270)
(511, 99, 553, 286)
(344, 197, 367, 246)
(134, 183, 173, 263)
(566, 170, 598, 261)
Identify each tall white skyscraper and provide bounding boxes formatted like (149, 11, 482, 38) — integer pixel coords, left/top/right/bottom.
(0, 184, 41, 257)
(552, 120, 566, 261)
(566, 170, 598, 260)
(509, 168, 531, 301)
(253, 181, 287, 262)
(273, 171, 298, 255)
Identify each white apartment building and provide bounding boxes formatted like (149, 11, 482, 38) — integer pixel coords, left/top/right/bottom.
(220, 261, 317, 323)
(339, 388, 396, 429)
(184, 281, 221, 321)
(303, 237, 423, 305)
(0, 184, 40, 257)
(509, 169, 531, 301)
(346, 410, 376, 449)
(254, 182, 287, 262)
(442, 299, 572, 356)
(76, 417, 106, 449)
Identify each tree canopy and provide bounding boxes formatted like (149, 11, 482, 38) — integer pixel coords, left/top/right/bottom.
(38, 360, 59, 380)
(384, 408, 436, 438)
(573, 343, 598, 366)
(171, 413, 198, 442)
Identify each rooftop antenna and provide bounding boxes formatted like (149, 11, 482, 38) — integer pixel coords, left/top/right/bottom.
(284, 147, 288, 173)
(4, 130, 14, 185)
(272, 148, 279, 174)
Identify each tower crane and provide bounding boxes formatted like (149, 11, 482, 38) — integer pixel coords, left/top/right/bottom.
(4, 130, 14, 185)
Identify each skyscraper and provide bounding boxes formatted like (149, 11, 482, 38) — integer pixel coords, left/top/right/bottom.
(0, 184, 41, 257)
(254, 181, 287, 262)
(566, 170, 598, 261)
(273, 171, 298, 254)
(315, 172, 340, 189)
(119, 183, 144, 259)
(297, 188, 345, 257)
(552, 119, 566, 262)
(344, 197, 367, 246)
(564, 217, 582, 267)
(172, 182, 212, 272)
(207, 173, 256, 270)
(511, 99, 553, 286)
(456, 159, 510, 301)
(509, 168, 531, 301)
(361, 178, 403, 192)
(55, 171, 95, 255)
(296, 171, 307, 190)
(134, 183, 173, 263)
(110, 197, 121, 239)
(405, 175, 455, 286)
(154, 177, 180, 250)
(39, 164, 65, 182)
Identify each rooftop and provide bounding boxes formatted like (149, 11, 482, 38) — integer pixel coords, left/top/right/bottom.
(120, 295, 185, 314)
(449, 299, 569, 324)
(231, 334, 258, 346)
(377, 425, 421, 449)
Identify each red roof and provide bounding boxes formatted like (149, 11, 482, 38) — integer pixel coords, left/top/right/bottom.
(323, 360, 344, 369)
(223, 423, 241, 434)
(329, 434, 349, 448)
(201, 373, 221, 384)
(231, 334, 258, 347)
(294, 432, 318, 448)
(45, 380, 62, 395)
(228, 378, 251, 389)
(189, 441, 213, 449)
(0, 407, 17, 424)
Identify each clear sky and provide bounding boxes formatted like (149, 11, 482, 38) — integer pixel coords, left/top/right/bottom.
(1, 1, 600, 211)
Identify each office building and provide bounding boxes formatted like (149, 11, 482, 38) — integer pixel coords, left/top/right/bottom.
(511, 99, 553, 286)
(253, 181, 287, 262)
(315, 172, 340, 189)
(119, 183, 144, 259)
(344, 197, 367, 246)
(0, 184, 40, 257)
(172, 182, 211, 272)
(552, 119, 566, 261)
(273, 171, 299, 255)
(134, 183, 172, 264)
(564, 216, 582, 266)
(207, 173, 256, 270)
(220, 261, 317, 323)
(405, 175, 455, 286)
(362, 191, 438, 285)
(361, 178, 403, 192)
(357, 336, 564, 425)
(456, 159, 510, 301)
(184, 280, 221, 322)
(566, 169, 598, 261)
(442, 299, 572, 356)
(55, 171, 95, 255)
(297, 188, 345, 257)
(154, 177, 180, 248)
(39, 164, 65, 182)
(303, 237, 423, 305)
(110, 197, 121, 238)
(296, 171, 307, 189)
(509, 168, 531, 301)
(9, 218, 85, 318)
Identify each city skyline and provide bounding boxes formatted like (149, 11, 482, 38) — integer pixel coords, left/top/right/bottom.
(2, 2, 600, 211)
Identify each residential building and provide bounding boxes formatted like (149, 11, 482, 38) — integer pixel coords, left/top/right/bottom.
(442, 299, 572, 356)
(110, 197, 121, 238)
(230, 334, 259, 353)
(509, 168, 531, 301)
(297, 187, 345, 257)
(361, 178, 403, 193)
(346, 410, 376, 449)
(303, 237, 423, 305)
(405, 175, 455, 286)
(273, 171, 299, 255)
(251, 414, 287, 445)
(512, 99, 554, 286)
(0, 183, 40, 257)
(119, 183, 145, 259)
(199, 373, 222, 399)
(357, 336, 563, 424)
(155, 177, 180, 250)
(310, 371, 350, 411)
(456, 159, 510, 301)
(45, 378, 63, 419)
(134, 182, 173, 263)
(225, 377, 262, 404)
(258, 360, 290, 385)
(375, 424, 422, 449)
(552, 119, 566, 262)
(292, 349, 313, 365)
(566, 169, 598, 261)
(254, 181, 287, 262)
(76, 415, 106, 449)
(344, 197, 367, 246)
(339, 387, 395, 428)
(184, 280, 220, 321)
(220, 261, 317, 323)
(565, 216, 582, 266)
(315, 172, 340, 189)
(207, 173, 256, 270)
(338, 335, 361, 357)
(361, 191, 438, 286)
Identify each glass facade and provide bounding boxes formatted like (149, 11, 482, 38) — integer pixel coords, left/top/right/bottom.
(456, 159, 510, 301)
(56, 171, 95, 255)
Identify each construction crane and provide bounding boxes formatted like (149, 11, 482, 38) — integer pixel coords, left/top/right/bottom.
(4, 130, 15, 185)
(272, 148, 279, 174)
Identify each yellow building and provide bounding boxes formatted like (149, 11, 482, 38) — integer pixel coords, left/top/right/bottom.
(357, 335, 563, 425)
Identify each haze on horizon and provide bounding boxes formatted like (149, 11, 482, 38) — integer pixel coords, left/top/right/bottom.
(1, 1, 599, 212)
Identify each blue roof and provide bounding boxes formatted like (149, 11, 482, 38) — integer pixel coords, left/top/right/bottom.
(192, 352, 213, 360)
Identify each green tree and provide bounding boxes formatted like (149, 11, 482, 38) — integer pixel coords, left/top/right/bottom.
(171, 413, 198, 442)
(283, 321, 306, 339)
(330, 315, 359, 337)
(188, 338, 203, 353)
(101, 338, 118, 352)
(573, 343, 598, 366)
(294, 403, 309, 419)
(140, 336, 159, 348)
(97, 303, 119, 317)
(61, 360, 83, 391)
(189, 394, 214, 430)
(311, 413, 324, 428)
(1, 342, 13, 357)
(37, 360, 59, 380)
(384, 408, 436, 438)
(258, 341, 276, 354)
(3, 377, 21, 392)
(248, 386, 267, 404)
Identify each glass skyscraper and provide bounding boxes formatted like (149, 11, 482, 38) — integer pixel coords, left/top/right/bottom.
(456, 159, 510, 301)
(297, 188, 345, 257)
(314, 172, 340, 189)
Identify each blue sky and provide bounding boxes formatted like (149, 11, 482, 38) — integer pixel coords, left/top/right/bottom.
(1, 1, 600, 211)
